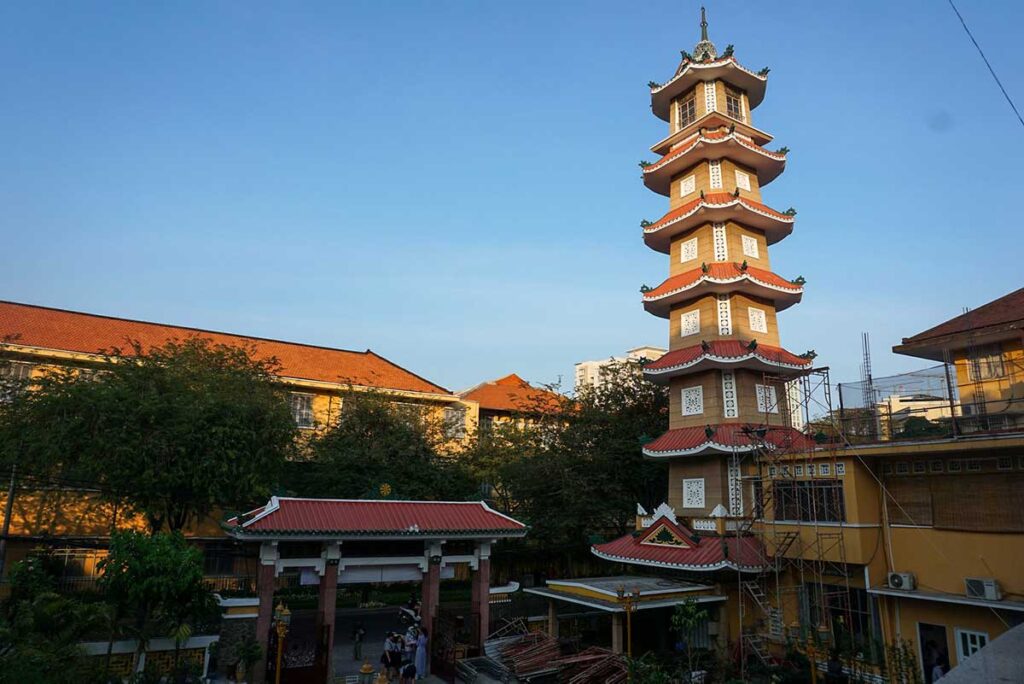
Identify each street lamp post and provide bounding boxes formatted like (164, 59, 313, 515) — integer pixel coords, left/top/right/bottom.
(273, 601, 292, 684)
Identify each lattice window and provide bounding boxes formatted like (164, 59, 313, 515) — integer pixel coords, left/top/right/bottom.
(912, 461, 926, 474)
(807, 464, 816, 476)
(709, 160, 723, 188)
(712, 222, 728, 260)
(755, 384, 779, 414)
(728, 456, 743, 515)
(682, 386, 704, 416)
(679, 175, 696, 196)
(734, 170, 751, 191)
(683, 478, 705, 508)
(820, 463, 832, 476)
(680, 237, 698, 263)
(748, 307, 768, 334)
(703, 81, 718, 115)
(721, 371, 738, 418)
(680, 309, 701, 337)
(930, 460, 945, 473)
(795, 465, 804, 477)
(677, 95, 697, 131)
(726, 86, 744, 121)
(948, 460, 962, 473)
(836, 462, 846, 476)
(717, 294, 732, 335)
(742, 234, 760, 258)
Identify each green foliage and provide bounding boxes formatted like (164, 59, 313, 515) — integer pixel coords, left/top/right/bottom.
(6, 553, 60, 602)
(885, 638, 924, 684)
(285, 391, 476, 501)
(0, 337, 297, 532)
(671, 598, 709, 676)
(98, 531, 219, 667)
(898, 416, 947, 439)
(627, 652, 677, 684)
(469, 361, 668, 561)
(0, 589, 107, 683)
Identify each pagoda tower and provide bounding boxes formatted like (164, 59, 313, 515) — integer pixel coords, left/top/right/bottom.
(635, 8, 814, 521)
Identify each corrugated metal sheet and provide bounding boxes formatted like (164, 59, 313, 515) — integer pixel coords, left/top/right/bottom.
(593, 519, 765, 570)
(235, 498, 526, 535)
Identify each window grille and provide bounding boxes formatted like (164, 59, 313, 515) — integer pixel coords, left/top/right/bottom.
(443, 407, 467, 440)
(683, 478, 705, 508)
(748, 307, 768, 334)
(721, 371, 738, 418)
(712, 223, 728, 260)
(774, 480, 846, 522)
(680, 237, 698, 262)
(682, 386, 704, 416)
(290, 393, 315, 429)
(717, 294, 732, 335)
(709, 160, 723, 188)
(680, 309, 701, 337)
(734, 170, 751, 191)
(966, 343, 1005, 380)
(756, 384, 778, 414)
(680, 175, 696, 196)
(741, 234, 759, 258)
(703, 81, 718, 114)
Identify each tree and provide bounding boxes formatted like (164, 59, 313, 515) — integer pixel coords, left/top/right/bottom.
(97, 531, 218, 678)
(671, 597, 709, 679)
(477, 360, 669, 568)
(285, 391, 476, 501)
(0, 337, 297, 533)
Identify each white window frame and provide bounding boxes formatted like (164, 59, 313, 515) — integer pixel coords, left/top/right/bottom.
(680, 237, 698, 263)
(290, 392, 315, 429)
(680, 309, 701, 338)
(712, 222, 728, 261)
(741, 234, 760, 259)
(955, 628, 989, 662)
(681, 386, 704, 416)
(679, 175, 696, 196)
(734, 169, 751, 191)
(748, 307, 768, 334)
(755, 383, 779, 414)
(835, 462, 846, 476)
(682, 478, 706, 509)
(709, 159, 723, 189)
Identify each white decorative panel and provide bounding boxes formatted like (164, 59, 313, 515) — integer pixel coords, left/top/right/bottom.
(795, 465, 804, 476)
(680, 309, 701, 337)
(703, 81, 718, 114)
(709, 159, 723, 189)
(748, 307, 768, 334)
(756, 384, 779, 414)
(679, 175, 696, 196)
(716, 294, 732, 335)
(712, 222, 728, 261)
(683, 478, 706, 509)
(741, 234, 760, 259)
(680, 237, 698, 263)
(681, 386, 704, 416)
(691, 518, 715, 531)
(721, 370, 738, 418)
(820, 462, 832, 476)
(807, 464, 816, 476)
(836, 462, 847, 476)
(728, 456, 743, 516)
(734, 170, 751, 191)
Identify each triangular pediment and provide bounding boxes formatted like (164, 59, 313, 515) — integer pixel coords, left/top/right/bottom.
(639, 517, 692, 548)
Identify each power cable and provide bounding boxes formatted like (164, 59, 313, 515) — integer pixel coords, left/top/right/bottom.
(946, 0, 1024, 129)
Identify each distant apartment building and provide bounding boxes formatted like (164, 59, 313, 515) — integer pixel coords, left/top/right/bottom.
(574, 346, 666, 392)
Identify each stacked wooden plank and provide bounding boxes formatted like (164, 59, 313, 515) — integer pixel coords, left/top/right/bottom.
(554, 647, 627, 684)
(499, 633, 562, 677)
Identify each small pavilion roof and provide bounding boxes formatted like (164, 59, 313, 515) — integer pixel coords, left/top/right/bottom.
(592, 516, 766, 572)
(643, 423, 816, 458)
(458, 373, 564, 414)
(651, 56, 768, 123)
(226, 496, 527, 539)
(643, 340, 812, 382)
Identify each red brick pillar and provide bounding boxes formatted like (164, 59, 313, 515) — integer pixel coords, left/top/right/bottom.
(317, 559, 339, 682)
(471, 555, 491, 650)
(253, 562, 276, 684)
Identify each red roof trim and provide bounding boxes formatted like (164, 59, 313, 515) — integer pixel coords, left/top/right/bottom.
(593, 527, 766, 572)
(645, 194, 793, 234)
(643, 263, 802, 300)
(643, 340, 812, 375)
(643, 423, 816, 458)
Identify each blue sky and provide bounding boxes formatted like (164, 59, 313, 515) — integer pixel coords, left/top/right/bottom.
(1, 0, 1022, 392)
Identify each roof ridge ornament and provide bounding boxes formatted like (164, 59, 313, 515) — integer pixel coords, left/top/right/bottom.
(693, 6, 718, 62)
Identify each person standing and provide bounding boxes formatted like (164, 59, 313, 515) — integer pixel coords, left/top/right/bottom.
(352, 621, 366, 660)
(415, 628, 428, 680)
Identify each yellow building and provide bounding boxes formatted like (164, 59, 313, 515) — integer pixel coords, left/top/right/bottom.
(458, 373, 564, 433)
(0, 299, 479, 583)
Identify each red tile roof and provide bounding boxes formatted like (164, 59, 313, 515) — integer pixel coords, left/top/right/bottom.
(899, 287, 1024, 345)
(228, 497, 526, 537)
(645, 132, 785, 173)
(459, 373, 564, 414)
(646, 193, 792, 232)
(643, 263, 801, 299)
(0, 300, 450, 395)
(643, 423, 816, 458)
(592, 516, 766, 572)
(644, 340, 812, 374)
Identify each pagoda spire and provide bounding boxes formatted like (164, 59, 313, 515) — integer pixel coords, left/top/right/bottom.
(693, 6, 717, 62)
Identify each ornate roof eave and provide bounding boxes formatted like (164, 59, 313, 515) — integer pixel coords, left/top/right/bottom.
(643, 132, 786, 196)
(642, 343, 813, 384)
(591, 544, 766, 574)
(643, 195, 795, 253)
(651, 112, 774, 154)
(642, 424, 817, 459)
(651, 57, 768, 123)
(641, 267, 803, 317)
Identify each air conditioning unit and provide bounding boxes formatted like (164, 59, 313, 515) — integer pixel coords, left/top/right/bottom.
(887, 572, 916, 590)
(965, 577, 1002, 601)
